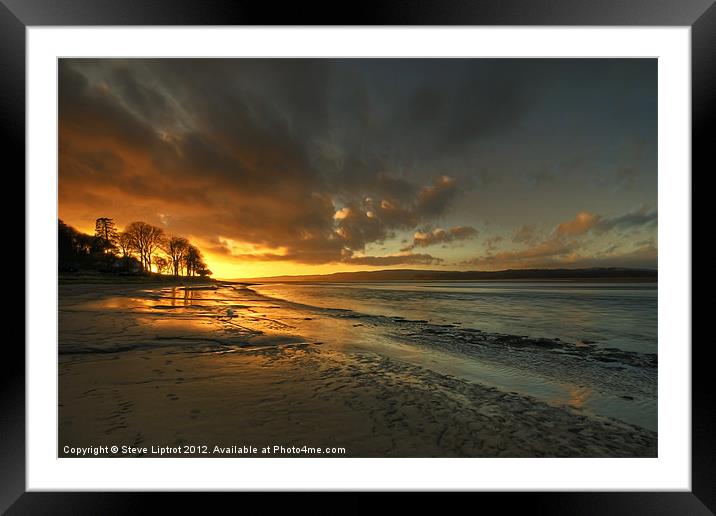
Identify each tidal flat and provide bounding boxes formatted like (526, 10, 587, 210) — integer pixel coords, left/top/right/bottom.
(58, 281, 657, 458)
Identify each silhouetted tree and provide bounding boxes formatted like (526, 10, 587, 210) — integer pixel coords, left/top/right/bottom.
(59, 217, 212, 279)
(117, 231, 132, 258)
(74, 234, 94, 255)
(59, 219, 106, 271)
(59, 219, 82, 271)
(163, 236, 190, 276)
(183, 244, 204, 277)
(153, 255, 169, 275)
(124, 221, 165, 273)
(195, 258, 208, 276)
(94, 217, 118, 254)
(115, 231, 134, 270)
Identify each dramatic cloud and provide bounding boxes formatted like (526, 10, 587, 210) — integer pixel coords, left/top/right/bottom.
(465, 208, 658, 270)
(402, 226, 478, 251)
(554, 212, 600, 237)
(58, 58, 657, 276)
(58, 61, 473, 268)
(415, 176, 460, 218)
(554, 208, 658, 238)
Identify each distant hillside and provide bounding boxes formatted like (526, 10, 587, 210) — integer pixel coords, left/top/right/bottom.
(231, 267, 658, 283)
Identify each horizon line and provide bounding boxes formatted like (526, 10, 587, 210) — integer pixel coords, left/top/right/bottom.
(221, 265, 658, 281)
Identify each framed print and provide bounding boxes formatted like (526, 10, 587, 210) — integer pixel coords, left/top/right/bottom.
(5, 0, 710, 512)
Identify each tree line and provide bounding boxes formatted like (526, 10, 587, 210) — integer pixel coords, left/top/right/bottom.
(59, 217, 212, 278)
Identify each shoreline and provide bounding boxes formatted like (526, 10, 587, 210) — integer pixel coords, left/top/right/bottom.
(58, 281, 657, 458)
(231, 277, 657, 284)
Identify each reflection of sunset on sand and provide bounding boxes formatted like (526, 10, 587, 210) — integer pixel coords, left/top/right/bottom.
(59, 281, 656, 457)
(564, 386, 593, 409)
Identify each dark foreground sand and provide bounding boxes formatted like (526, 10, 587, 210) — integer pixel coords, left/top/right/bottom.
(58, 281, 657, 458)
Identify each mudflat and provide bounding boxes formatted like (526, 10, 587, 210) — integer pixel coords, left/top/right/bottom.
(58, 281, 657, 458)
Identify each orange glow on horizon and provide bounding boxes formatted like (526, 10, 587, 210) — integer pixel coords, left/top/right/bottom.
(61, 219, 440, 280)
(203, 251, 438, 280)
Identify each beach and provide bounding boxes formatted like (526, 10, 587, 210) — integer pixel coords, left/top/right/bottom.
(58, 281, 657, 458)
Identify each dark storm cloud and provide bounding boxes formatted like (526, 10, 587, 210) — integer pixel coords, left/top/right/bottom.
(380, 60, 544, 157)
(59, 58, 657, 269)
(59, 59, 477, 265)
(327, 155, 419, 204)
(332, 180, 469, 255)
(59, 65, 160, 154)
(108, 65, 175, 127)
(437, 62, 539, 150)
(415, 176, 460, 218)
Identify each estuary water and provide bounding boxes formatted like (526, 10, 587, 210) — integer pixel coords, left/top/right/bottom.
(251, 281, 658, 430)
(252, 281, 657, 353)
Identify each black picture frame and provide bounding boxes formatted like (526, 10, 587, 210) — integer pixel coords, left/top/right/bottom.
(4, 0, 710, 512)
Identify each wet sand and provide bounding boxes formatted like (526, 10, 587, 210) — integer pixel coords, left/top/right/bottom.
(58, 281, 657, 457)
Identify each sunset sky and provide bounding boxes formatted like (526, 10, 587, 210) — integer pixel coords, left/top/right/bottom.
(58, 58, 657, 279)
